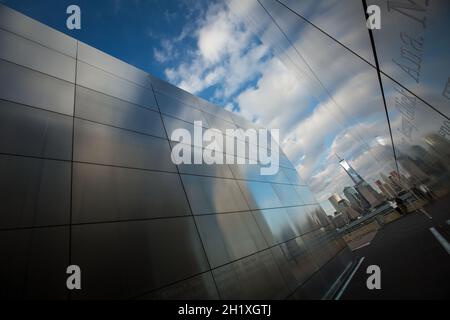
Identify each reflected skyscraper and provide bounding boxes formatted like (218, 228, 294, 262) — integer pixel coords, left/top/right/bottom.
(338, 156, 364, 185)
(343, 186, 368, 212)
(338, 156, 384, 209)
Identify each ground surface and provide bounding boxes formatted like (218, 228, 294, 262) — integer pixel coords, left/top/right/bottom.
(341, 196, 450, 300)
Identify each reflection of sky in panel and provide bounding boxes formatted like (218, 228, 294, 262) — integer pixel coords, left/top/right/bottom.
(4, 0, 448, 215)
(232, 0, 398, 213)
(371, 0, 450, 117)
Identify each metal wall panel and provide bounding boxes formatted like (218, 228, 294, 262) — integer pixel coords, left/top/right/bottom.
(302, 229, 337, 269)
(181, 175, 249, 214)
(0, 100, 72, 159)
(73, 118, 176, 172)
(271, 183, 303, 207)
(75, 86, 166, 138)
(203, 113, 237, 132)
(198, 100, 234, 123)
(263, 169, 290, 184)
(77, 42, 153, 89)
(140, 272, 219, 300)
(0, 4, 77, 57)
(228, 162, 266, 182)
(71, 217, 209, 299)
(173, 144, 234, 179)
(0, 4, 354, 299)
(286, 206, 321, 236)
(237, 181, 282, 210)
(163, 115, 206, 146)
(277, 0, 374, 64)
(294, 185, 317, 204)
(0, 59, 75, 115)
(150, 74, 201, 108)
(77, 61, 157, 111)
(0, 29, 76, 82)
(281, 167, 304, 185)
(195, 212, 267, 268)
(72, 162, 191, 223)
(0, 227, 69, 299)
(0, 155, 70, 229)
(279, 151, 295, 169)
(156, 91, 210, 126)
(252, 208, 297, 246)
(212, 249, 289, 299)
(270, 240, 318, 292)
(289, 267, 328, 300)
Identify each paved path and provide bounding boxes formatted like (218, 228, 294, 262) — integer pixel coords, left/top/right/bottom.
(340, 196, 450, 300)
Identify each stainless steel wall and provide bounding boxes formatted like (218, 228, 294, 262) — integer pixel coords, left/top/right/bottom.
(0, 4, 352, 299)
(229, 0, 450, 207)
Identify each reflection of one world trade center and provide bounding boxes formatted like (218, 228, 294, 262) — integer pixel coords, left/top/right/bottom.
(336, 154, 384, 211)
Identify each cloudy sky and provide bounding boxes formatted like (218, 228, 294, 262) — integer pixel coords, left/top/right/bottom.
(1, 0, 403, 214)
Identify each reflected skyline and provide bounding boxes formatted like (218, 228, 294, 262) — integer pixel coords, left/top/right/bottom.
(0, 1, 448, 300)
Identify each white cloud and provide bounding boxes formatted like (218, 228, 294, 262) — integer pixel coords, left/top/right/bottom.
(197, 10, 234, 63)
(160, 2, 269, 100)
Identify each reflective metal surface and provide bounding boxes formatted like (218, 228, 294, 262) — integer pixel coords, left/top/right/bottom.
(371, 0, 450, 117)
(162, 115, 207, 146)
(0, 4, 77, 57)
(203, 113, 237, 132)
(0, 155, 70, 229)
(71, 217, 209, 299)
(73, 118, 176, 172)
(286, 205, 321, 235)
(0, 100, 72, 159)
(75, 86, 166, 138)
(271, 183, 304, 206)
(77, 61, 157, 111)
(181, 175, 249, 214)
(156, 91, 211, 126)
(252, 208, 298, 246)
(77, 42, 153, 89)
(230, 0, 449, 226)
(277, 0, 375, 64)
(0, 59, 75, 115)
(0, 227, 69, 299)
(237, 180, 283, 210)
(0, 29, 76, 82)
(140, 272, 219, 300)
(271, 238, 318, 291)
(174, 144, 234, 179)
(0, 4, 353, 299)
(195, 211, 267, 268)
(72, 163, 191, 224)
(212, 249, 289, 299)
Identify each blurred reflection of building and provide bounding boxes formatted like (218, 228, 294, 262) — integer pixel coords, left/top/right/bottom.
(338, 156, 385, 210)
(331, 212, 349, 229)
(343, 186, 369, 212)
(398, 154, 429, 183)
(355, 182, 385, 208)
(395, 133, 450, 196)
(338, 158, 364, 185)
(375, 179, 396, 198)
(328, 193, 342, 212)
(380, 172, 400, 192)
(337, 199, 360, 221)
(390, 171, 412, 190)
(328, 194, 360, 222)
(424, 134, 450, 167)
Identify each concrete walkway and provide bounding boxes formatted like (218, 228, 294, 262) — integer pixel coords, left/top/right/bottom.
(340, 195, 450, 300)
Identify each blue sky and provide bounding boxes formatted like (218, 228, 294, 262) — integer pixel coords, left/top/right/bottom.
(0, 0, 202, 80)
(0, 0, 402, 214)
